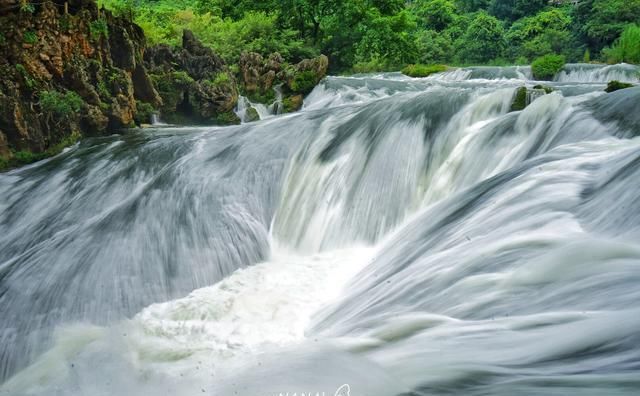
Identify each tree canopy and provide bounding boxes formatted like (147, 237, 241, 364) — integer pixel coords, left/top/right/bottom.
(100, 0, 640, 72)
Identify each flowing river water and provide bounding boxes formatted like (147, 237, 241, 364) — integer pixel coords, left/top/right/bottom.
(1, 63, 640, 395)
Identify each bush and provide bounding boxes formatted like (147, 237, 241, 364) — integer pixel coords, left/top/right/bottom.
(401, 64, 447, 77)
(39, 91, 84, 118)
(602, 24, 640, 64)
(531, 54, 565, 80)
(90, 19, 109, 41)
(290, 70, 318, 94)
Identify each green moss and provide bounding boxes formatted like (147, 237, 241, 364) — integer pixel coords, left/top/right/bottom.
(401, 64, 447, 78)
(214, 111, 241, 125)
(605, 80, 634, 93)
(247, 89, 275, 105)
(510, 86, 527, 112)
(23, 30, 37, 45)
(97, 79, 110, 99)
(211, 71, 231, 86)
(39, 90, 84, 118)
(533, 84, 554, 94)
(245, 106, 259, 122)
(90, 18, 109, 41)
(290, 70, 318, 94)
(282, 95, 303, 113)
(0, 132, 81, 171)
(15, 64, 37, 89)
(0, 32, 6, 46)
(531, 54, 565, 81)
(151, 71, 195, 111)
(134, 101, 156, 125)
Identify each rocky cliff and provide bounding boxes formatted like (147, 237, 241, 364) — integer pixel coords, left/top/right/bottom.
(0, 1, 329, 171)
(0, 0, 162, 169)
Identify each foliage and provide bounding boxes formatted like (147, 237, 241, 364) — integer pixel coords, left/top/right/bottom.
(455, 12, 506, 64)
(531, 54, 565, 80)
(290, 70, 319, 93)
(15, 64, 36, 89)
(23, 30, 37, 45)
(602, 24, 640, 64)
(582, 0, 640, 51)
(39, 91, 84, 118)
(401, 64, 447, 77)
(19, 0, 35, 13)
(605, 80, 634, 93)
(99, 0, 640, 73)
(90, 19, 109, 41)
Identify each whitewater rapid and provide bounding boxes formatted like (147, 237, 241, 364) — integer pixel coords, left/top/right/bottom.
(1, 63, 640, 395)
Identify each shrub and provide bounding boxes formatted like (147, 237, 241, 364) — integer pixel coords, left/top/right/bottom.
(39, 90, 84, 118)
(602, 24, 640, 64)
(401, 64, 447, 77)
(23, 30, 37, 45)
(290, 70, 318, 94)
(211, 71, 231, 86)
(531, 54, 565, 80)
(90, 18, 109, 41)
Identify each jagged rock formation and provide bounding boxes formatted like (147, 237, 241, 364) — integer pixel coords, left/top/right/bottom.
(144, 30, 239, 125)
(0, 0, 160, 168)
(238, 51, 329, 113)
(0, 3, 329, 170)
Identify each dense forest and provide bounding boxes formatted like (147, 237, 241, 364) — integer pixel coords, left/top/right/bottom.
(99, 0, 640, 73)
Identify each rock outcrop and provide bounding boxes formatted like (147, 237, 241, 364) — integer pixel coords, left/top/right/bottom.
(238, 52, 328, 113)
(144, 30, 239, 125)
(0, 0, 161, 168)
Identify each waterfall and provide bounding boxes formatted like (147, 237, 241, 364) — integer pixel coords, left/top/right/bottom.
(1, 65, 640, 396)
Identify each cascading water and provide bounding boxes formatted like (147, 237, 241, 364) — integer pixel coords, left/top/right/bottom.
(1, 64, 639, 396)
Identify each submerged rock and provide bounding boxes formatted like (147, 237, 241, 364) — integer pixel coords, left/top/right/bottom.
(605, 80, 634, 93)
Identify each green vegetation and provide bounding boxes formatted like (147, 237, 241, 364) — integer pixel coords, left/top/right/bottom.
(96, 0, 640, 73)
(401, 64, 447, 77)
(89, 18, 109, 41)
(290, 70, 318, 94)
(603, 24, 640, 64)
(1, 132, 81, 171)
(15, 64, 37, 89)
(510, 86, 527, 111)
(605, 80, 634, 93)
(39, 91, 85, 118)
(23, 30, 37, 45)
(531, 54, 565, 80)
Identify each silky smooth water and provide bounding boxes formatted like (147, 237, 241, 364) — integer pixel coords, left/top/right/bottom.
(1, 65, 640, 396)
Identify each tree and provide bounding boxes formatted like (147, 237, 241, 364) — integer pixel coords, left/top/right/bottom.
(411, 0, 456, 31)
(455, 12, 506, 63)
(488, 0, 547, 22)
(506, 8, 574, 60)
(583, 0, 640, 51)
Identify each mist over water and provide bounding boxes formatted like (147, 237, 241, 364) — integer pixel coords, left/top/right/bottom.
(1, 64, 640, 395)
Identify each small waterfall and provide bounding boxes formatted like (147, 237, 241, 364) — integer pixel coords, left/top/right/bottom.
(555, 63, 640, 83)
(150, 113, 167, 126)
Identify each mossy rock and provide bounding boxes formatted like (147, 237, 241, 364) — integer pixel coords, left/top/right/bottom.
(282, 95, 304, 113)
(533, 84, 554, 94)
(605, 80, 634, 93)
(401, 64, 447, 78)
(214, 111, 241, 125)
(289, 71, 318, 95)
(245, 106, 260, 122)
(510, 87, 528, 112)
(134, 101, 156, 125)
